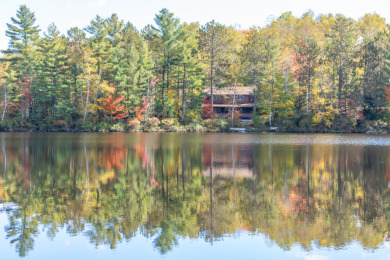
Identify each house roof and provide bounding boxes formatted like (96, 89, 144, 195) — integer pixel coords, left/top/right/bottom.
(211, 104, 254, 107)
(203, 86, 255, 95)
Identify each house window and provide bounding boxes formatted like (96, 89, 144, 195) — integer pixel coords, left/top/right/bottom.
(213, 95, 221, 102)
(241, 107, 253, 113)
(236, 95, 244, 101)
(215, 107, 228, 113)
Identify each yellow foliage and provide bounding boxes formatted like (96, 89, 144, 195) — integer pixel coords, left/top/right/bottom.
(312, 109, 336, 128)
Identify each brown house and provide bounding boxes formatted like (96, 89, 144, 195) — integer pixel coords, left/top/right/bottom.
(203, 86, 255, 120)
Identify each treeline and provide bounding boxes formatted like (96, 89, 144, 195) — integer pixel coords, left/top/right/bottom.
(0, 5, 389, 132)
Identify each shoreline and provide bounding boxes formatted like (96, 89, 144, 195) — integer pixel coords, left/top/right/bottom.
(0, 128, 388, 134)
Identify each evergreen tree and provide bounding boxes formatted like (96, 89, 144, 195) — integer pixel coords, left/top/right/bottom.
(4, 5, 41, 120)
(151, 8, 181, 117)
(36, 23, 69, 122)
(5, 5, 40, 55)
(111, 23, 152, 115)
(325, 15, 358, 114)
(294, 37, 319, 113)
(199, 21, 232, 105)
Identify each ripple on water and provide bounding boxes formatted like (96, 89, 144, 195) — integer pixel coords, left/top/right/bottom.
(199, 133, 390, 146)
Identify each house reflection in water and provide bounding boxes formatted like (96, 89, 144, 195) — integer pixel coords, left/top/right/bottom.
(202, 143, 254, 178)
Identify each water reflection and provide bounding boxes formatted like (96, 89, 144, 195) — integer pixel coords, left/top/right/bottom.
(0, 133, 389, 257)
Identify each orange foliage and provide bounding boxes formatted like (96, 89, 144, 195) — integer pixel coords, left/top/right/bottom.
(134, 96, 148, 121)
(101, 86, 128, 120)
(385, 86, 390, 103)
(202, 97, 214, 119)
(233, 108, 241, 125)
(134, 77, 158, 121)
(104, 147, 126, 170)
(134, 136, 154, 171)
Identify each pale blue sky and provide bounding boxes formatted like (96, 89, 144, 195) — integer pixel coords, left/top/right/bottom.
(1, 0, 390, 51)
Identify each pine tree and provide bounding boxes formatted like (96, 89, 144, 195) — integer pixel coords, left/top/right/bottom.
(294, 38, 319, 113)
(199, 21, 232, 107)
(176, 22, 203, 123)
(151, 9, 181, 117)
(36, 23, 68, 122)
(5, 5, 40, 55)
(5, 5, 41, 120)
(326, 15, 358, 114)
(111, 23, 152, 115)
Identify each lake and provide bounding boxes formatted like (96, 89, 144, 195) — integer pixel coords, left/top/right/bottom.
(0, 132, 390, 260)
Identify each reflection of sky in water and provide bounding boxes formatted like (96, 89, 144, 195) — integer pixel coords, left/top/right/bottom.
(197, 133, 390, 146)
(1, 133, 390, 259)
(1, 214, 389, 260)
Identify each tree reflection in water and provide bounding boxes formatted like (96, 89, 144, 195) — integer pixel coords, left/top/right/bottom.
(0, 132, 389, 257)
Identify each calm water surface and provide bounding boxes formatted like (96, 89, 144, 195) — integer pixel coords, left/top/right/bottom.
(0, 132, 390, 260)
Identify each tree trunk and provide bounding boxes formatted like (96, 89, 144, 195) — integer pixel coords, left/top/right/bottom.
(2, 80, 8, 121)
(253, 68, 257, 116)
(269, 80, 273, 127)
(83, 68, 91, 121)
(176, 66, 180, 99)
(338, 59, 343, 112)
(210, 34, 214, 107)
(231, 68, 239, 127)
(307, 61, 311, 113)
(181, 64, 187, 124)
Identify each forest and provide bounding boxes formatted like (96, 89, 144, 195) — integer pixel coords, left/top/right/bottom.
(0, 5, 389, 133)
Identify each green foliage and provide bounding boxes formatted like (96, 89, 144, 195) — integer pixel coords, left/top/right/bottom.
(5, 5, 40, 54)
(162, 95, 175, 118)
(203, 119, 218, 129)
(0, 6, 388, 133)
(0, 121, 9, 131)
(332, 115, 355, 133)
(110, 123, 126, 132)
(185, 123, 205, 132)
(252, 114, 262, 127)
(279, 119, 297, 132)
(75, 119, 93, 132)
(160, 118, 179, 131)
(95, 122, 110, 132)
(298, 116, 312, 132)
(218, 118, 230, 131)
(183, 110, 202, 124)
(143, 117, 161, 132)
(127, 118, 141, 131)
(52, 119, 68, 131)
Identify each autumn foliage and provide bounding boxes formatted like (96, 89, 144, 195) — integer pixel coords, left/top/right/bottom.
(134, 96, 148, 121)
(101, 87, 128, 120)
(202, 97, 214, 119)
(17, 75, 33, 119)
(385, 86, 390, 103)
(1, 5, 390, 132)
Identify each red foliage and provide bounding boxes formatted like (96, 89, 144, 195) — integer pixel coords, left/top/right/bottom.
(293, 39, 318, 86)
(134, 96, 148, 121)
(101, 86, 128, 120)
(104, 147, 126, 170)
(202, 97, 214, 119)
(15, 75, 32, 117)
(357, 112, 364, 120)
(134, 77, 158, 121)
(385, 85, 390, 103)
(233, 108, 241, 124)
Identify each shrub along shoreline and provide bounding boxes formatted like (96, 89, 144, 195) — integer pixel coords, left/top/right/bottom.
(0, 116, 388, 134)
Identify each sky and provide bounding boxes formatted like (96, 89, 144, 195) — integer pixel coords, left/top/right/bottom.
(1, 0, 390, 51)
